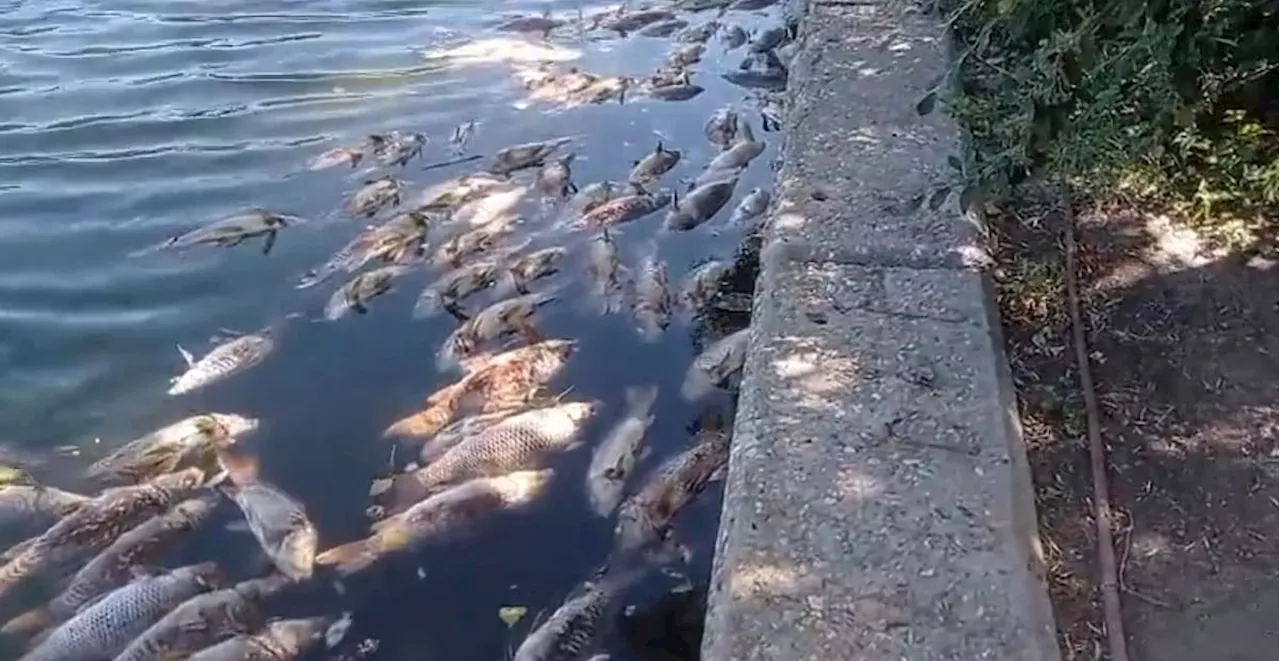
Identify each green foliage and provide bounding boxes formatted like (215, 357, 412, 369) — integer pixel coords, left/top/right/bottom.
(939, 0, 1278, 245)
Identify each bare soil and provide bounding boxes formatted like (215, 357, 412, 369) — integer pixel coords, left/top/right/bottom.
(989, 195, 1278, 661)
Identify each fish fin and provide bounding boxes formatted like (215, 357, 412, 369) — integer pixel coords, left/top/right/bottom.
(0, 606, 52, 639)
(213, 446, 260, 487)
(177, 345, 196, 367)
(262, 230, 277, 255)
(316, 539, 377, 575)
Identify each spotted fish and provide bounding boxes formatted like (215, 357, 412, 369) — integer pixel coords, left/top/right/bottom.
(169, 331, 274, 396)
(679, 259, 731, 312)
(579, 188, 669, 230)
(216, 449, 317, 582)
(631, 255, 674, 341)
(0, 486, 89, 538)
(586, 233, 628, 315)
(87, 413, 257, 485)
(186, 616, 332, 661)
(681, 328, 750, 401)
(586, 386, 657, 517)
(512, 567, 643, 661)
(628, 142, 681, 185)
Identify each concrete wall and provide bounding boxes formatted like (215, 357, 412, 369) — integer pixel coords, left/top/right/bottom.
(701, 0, 1062, 658)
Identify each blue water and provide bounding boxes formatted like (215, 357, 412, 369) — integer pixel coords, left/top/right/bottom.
(0, 0, 782, 657)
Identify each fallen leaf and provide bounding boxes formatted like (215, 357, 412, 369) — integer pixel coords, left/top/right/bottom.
(498, 605, 528, 628)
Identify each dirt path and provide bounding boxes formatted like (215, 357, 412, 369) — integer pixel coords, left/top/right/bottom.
(990, 197, 1278, 661)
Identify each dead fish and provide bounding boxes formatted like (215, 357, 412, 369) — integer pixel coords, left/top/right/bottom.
(632, 255, 674, 341)
(0, 486, 89, 538)
(377, 132, 427, 167)
(512, 567, 642, 661)
(169, 329, 274, 397)
(325, 263, 415, 320)
(0, 467, 209, 600)
(347, 176, 404, 218)
(569, 181, 616, 216)
(636, 18, 688, 37)
(537, 153, 579, 198)
(720, 24, 748, 49)
(628, 142, 681, 185)
(681, 328, 750, 400)
(665, 43, 705, 68)
(586, 386, 657, 517)
(705, 117, 765, 171)
(413, 260, 504, 319)
(599, 9, 675, 35)
(759, 93, 785, 132)
(586, 232, 628, 315)
(665, 178, 737, 231)
(725, 49, 788, 90)
(704, 108, 739, 150)
(437, 292, 556, 370)
(432, 217, 513, 268)
(216, 449, 317, 581)
(728, 187, 771, 230)
(449, 120, 477, 153)
(508, 247, 567, 294)
(158, 209, 295, 256)
(579, 187, 669, 230)
(44, 494, 220, 626)
(679, 259, 731, 311)
(187, 616, 331, 661)
(647, 71, 704, 101)
(750, 26, 790, 53)
(321, 470, 552, 575)
(498, 12, 564, 36)
(413, 410, 512, 465)
(415, 171, 507, 211)
(575, 75, 631, 105)
(452, 183, 526, 229)
(20, 563, 221, 661)
(87, 413, 257, 485)
(614, 414, 730, 554)
(377, 401, 596, 512)
(731, 0, 778, 8)
(342, 209, 434, 273)
(490, 137, 573, 176)
(674, 21, 719, 43)
(308, 147, 363, 171)
(115, 573, 292, 661)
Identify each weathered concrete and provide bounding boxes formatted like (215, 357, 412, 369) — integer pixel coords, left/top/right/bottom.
(701, 1, 1062, 660)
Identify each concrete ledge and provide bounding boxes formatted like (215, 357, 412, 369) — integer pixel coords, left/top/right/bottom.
(701, 1, 1061, 659)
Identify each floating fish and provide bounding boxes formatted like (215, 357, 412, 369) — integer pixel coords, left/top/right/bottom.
(636, 18, 688, 37)
(586, 232, 628, 315)
(512, 567, 643, 661)
(537, 153, 579, 199)
(681, 328, 750, 401)
(187, 616, 331, 661)
(347, 176, 404, 218)
(725, 49, 788, 90)
(728, 187, 771, 230)
(308, 147, 364, 171)
(169, 330, 274, 396)
(376, 401, 596, 512)
(87, 413, 257, 485)
(674, 21, 719, 44)
(413, 260, 504, 319)
(720, 24, 748, 50)
(490, 137, 574, 176)
(449, 120, 478, 153)
(153, 209, 296, 256)
(568, 181, 616, 217)
(598, 9, 676, 35)
(216, 449, 317, 582)
(628, 142, 682, 185)
(44, 494, 220, 626)
(731, 0, 778, 8)
(647, 71, 704, 101)
(0, 468, 208, 601)
(414, 410, 515, 465)
(377, 131, 427, 167)
(749, 25, 790, 53)
(321, 470, 553, 575)
(438, 292, 557, 370)
(115, 573, 292, 661)
(704, 108, 739, 150)
(20, 562, 220, 661)
(432, 216, 514, 268)
(498, 12, 565, 36)
(0, 486, 89, 538)
(680, 259, 731, 312)
(586, 386, 657, 517)
(338, 209, 434, 275)
(508, 247, 567, 294)
(415, 171, 507, 211)
(704, 117, 765, 171)
(758, 91, 785, 132)
(665, 43, 705, 68)
(665, 178, 737, 231)
(632, 255, 674, 341)
(325, 263, 416, 320)
(579, 187, 669, 230)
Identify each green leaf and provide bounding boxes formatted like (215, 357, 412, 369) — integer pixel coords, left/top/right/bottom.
(498, 605, 527, 628)
(915, 90, 938, 116)
(928, 186, 951, 210)
(947, 155, 963, 173)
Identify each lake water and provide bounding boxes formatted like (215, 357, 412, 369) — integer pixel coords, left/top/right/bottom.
(0, 0, 784, 658)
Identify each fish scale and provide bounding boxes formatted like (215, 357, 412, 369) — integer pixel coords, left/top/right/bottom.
(513, 570, 639, 661)
(187, 616, 330, 661)
(0, 486, 88, 534)
(21, 563, 218, 661)
(169, 333, 273, 396)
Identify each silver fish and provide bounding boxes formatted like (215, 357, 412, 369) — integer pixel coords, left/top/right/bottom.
(665, 43, 705, 68)
(378, 131, 427, 167)
(308, 147, 363, 171)
(216, 450, 317, 581)
(704, 108, 739, 150)
(20, 562, 220, 661)
(187, 616, 331, 661)
(632, 256, 674, 341)
(675, 21, 719, 44)
(665, 178, 737, 231)
(568, 181, 616, 216)
(158, 209, 295, 256)
(0, 486, 88, 538)
(415, 411, 513, 464)
(322, 470, 552, 575)
(413, 260, 503, 318)
(490, 137, 573, 176)
(87, 413, 257, 485)
(586, 232, 628, 315)
(46, 494, 219, 625)
(377, 401, 596, 512)
(438, 292, 556, 370)
(347, 176, 404, 218)
(169, 331, 274, 396)
(586, 386, 657, 517)
(341, 210, 433, 274)
(628, 142, 682, 185)
(704, 118, 764, 171)
(509, 247, 567, 293)
(720, 24, 748, 50)
(680, 259, 731, 311)
(759, 92, 785, 132)
(498, 12, 564, 36)
(513, 568, 642, 661)
(115, 573, 292, 661)
(598, 9, 675, 35)
(432, 217, 514, 268)
(449, 120, 477, 153)
(750, 25, 789, 53)
(325, 263, 415, 320)
(415, 171, 507, 211)
(636, 18, 688, 37)
(728, 187, 771, 230)
(647, 72, 704, 102)
(681, 327, 750, 400)
(537, 153, 579, 198)
(579, 188, 668, 230)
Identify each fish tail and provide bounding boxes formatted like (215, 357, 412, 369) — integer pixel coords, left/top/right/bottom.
(0, 545, 41, 601)
(316, 539, 379, 575)
(0, 606, 53, 639)
(680, 367, 716, 402)
(213, 445, 260, 487)
(624, 385, 659, 419)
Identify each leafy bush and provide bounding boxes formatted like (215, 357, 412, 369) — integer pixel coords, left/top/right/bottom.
(938, 0, 1278, 247)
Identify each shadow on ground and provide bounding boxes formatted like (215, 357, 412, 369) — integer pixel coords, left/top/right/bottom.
(989, 194, 1278, 661)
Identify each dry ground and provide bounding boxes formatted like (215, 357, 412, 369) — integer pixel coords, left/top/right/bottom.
(989, 195, 1278, 661)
